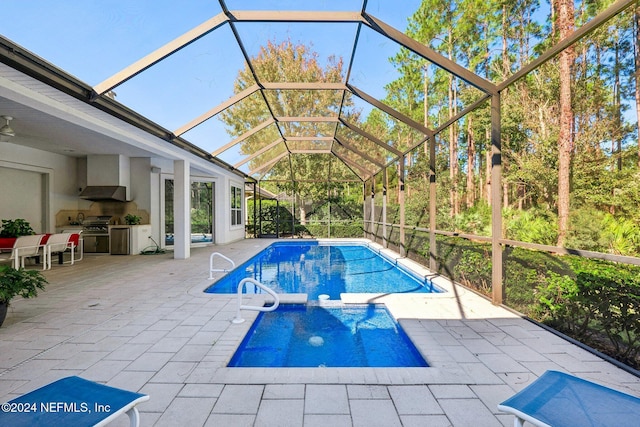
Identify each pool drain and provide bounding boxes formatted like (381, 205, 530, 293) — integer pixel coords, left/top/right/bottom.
(308, 336, 324, 346)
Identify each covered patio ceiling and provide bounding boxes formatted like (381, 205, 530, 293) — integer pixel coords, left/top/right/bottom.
(0, 0, 633, 184)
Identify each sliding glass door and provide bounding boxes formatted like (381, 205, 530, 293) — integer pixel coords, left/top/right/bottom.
(163, 179, 215, 246)
(191, 181, 214, 244)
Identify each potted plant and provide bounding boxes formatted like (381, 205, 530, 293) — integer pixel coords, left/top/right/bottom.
(0, 219, 35, 238)
(0, 265, 47, 327)
(124, 214, 141, 225)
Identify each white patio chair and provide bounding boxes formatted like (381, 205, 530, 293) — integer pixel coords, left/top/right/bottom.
(0, 234, 46, 269)
(45, 233, 75, 269)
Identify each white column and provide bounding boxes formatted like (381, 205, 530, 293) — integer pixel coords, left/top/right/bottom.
(173, 159, 190, 259)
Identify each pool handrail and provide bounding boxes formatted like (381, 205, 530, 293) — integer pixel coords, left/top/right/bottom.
(209, 252, 236, 279)
(232, 278, 280, 324)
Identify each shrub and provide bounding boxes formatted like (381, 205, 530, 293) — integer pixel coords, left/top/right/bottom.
(453, 202, 491, 236)
(452, 249, 492, 293)
(566, 208, 606, 251)
(600, 214, 640, 256)
(503, 208, 557, 245)
(0, 219, 34, 238)
(535, 257, 640, 367)
(0, 266, 47, 305)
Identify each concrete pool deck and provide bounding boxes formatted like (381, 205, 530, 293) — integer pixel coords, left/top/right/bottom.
(0, 238, 638, 426)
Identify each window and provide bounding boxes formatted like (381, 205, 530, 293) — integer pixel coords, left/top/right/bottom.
(231, 185, 243, 226)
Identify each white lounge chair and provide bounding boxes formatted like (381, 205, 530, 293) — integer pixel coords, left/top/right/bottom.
(0, 376, 149, 427)
(498, 370, 640, 427)
(0, 234, 46, 270)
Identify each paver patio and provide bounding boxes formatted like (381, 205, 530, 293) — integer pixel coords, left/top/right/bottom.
(1, 239, 638, 426)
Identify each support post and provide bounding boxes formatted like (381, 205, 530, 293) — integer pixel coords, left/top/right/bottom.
(370, 178, 375, 242)
(382, 168, 388, 248)
(253, 182, 257, 238)
(399, 155, 406, 257)
(491, 93, 504, 304)
(429, 135, 437, 271)
(276, 199, 280, 238)
(362, 181, 367, 238)
(258, 182, 263, 237)
(173, 159, 190, 259)
(291, 188, 295, 238)
(327, 184, 331, 238)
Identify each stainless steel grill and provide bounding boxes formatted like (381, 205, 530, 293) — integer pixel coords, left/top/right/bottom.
(82, 216, 112, 235)
(82, 216, 112, 253)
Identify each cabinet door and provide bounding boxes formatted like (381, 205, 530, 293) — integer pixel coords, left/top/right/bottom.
(83, 236, 109, 253)
(96, 236, 109, 253)
(83, 236, 97, 253)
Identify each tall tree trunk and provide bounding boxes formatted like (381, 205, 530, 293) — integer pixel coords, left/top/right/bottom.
(485, 132, 491, 205)
(444, 20, 460, 218)
(406, 144, 412, 198)
(423, 66, 430, 187)
(614, 29, 622, 171)
(503, 182, 509, 209)
(502, 3, 510, 77)
(556, 0, 575, 247)
(299, 205, 306, 226)
(635, 4, 640, 168)
(448, 73, 459, 216)
(466, 116, 476, 208)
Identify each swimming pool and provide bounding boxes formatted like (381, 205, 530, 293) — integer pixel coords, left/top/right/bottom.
(204, 241, 441, 299)
(228, 304, 428, 367)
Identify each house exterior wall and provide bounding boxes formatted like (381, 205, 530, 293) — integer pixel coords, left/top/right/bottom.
(215, 175, 246, 244)
(0, 142, 79, 233)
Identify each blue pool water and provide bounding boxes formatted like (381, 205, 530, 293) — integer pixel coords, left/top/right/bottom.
(205, 242, 440, 299)
(228, 304, 428, 367)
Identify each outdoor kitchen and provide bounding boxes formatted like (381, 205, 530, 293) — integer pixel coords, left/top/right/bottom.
(55, 154, 154, 255)
(58, 211, 153, 255)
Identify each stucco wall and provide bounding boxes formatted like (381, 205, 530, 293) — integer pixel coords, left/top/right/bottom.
(0, 142, 79, 233)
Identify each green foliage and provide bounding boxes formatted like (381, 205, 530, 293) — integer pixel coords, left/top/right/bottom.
(453, 202, 491, 235)
(535, 257, 640, 366)
(0, 266, 47, 305)
(600, 214, 640, 256)
(382, 0, 640, 257)
(124, 214, 141, 225)
(247, 199, 295, 236)
(503, 208, 558, 245)
(452, 249, 492, 293)
(0, 219, 35, 238)
(566, 208, 608, 251)
(219, 39, 360, 188)
(503, 247, 571, 314)
(535, 271, 592, 336)
(300, 223, 363, 238)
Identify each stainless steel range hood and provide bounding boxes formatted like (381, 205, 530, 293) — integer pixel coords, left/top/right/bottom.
(79, 186, 127, 202)
(81, 155, 130, 202)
